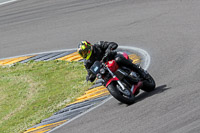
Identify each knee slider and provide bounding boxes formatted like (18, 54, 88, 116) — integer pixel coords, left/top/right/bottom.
(115, 57, 123, 64)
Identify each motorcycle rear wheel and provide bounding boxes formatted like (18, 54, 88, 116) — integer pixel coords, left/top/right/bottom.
(141, 73, 156, 92)
(107, 82, 135, 104)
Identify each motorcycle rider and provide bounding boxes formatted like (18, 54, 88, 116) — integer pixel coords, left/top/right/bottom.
(77, 40, 147, 90)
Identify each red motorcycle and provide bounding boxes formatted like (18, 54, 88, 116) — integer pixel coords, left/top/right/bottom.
(90, 52, 156, 104)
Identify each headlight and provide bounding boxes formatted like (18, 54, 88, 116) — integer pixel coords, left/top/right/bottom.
(97, 73, 102, 79)
(100, 68, 105, 74)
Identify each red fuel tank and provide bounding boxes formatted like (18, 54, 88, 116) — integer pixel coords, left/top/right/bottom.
(106, 60, 119, 72)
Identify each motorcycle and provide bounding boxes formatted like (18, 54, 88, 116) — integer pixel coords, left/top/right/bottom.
(89, 52, 156, 104)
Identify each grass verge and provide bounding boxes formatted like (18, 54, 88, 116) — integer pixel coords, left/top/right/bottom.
(0, 60, 91, 133)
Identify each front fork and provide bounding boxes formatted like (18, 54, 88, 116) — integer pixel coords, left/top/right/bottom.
(105, 65, 132, 96)
(105, 65, 125, 90)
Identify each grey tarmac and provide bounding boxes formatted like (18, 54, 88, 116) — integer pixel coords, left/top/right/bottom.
(0, 0, 200, 133)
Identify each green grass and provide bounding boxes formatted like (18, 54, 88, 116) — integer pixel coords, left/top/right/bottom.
(0, 60, 91, 133)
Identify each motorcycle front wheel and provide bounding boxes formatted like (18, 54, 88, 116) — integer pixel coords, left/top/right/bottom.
(107, 82, 135, 104)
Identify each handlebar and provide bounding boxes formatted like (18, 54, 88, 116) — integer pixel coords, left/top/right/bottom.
(101, 51, 111, 63)
(101, 54, 108, 63)
(101, 49, 116, 63)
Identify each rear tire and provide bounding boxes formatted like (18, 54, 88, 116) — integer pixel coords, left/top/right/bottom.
(107, 82, 135, 104)
(141, 74, 156, 92)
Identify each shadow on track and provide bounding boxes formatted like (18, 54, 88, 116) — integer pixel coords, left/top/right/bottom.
(135, 84, 170, 103)
(117, 85, 170, 106)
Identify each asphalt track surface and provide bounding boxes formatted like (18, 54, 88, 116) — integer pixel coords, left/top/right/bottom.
(1, 0, 200, 133)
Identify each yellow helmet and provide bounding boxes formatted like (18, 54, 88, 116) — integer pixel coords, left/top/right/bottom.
(77, 41, 92, 60)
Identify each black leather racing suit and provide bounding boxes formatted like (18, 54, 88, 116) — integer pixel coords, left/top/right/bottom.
(84, 41, 146, 82)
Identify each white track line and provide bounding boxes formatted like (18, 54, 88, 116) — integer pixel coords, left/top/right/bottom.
(48, 46, 151, 133)
(0, 46, 150, 69)
(0, 46, 151, 131)
(119, 46, 151, 70)
(0, 0, 20, 6)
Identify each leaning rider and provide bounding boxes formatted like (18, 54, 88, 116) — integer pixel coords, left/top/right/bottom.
(77, 40, 147, 88)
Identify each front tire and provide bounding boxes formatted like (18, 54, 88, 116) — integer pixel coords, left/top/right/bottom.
(107, 82, 135, 104)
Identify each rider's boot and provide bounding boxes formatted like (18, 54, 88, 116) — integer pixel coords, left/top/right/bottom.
(132, 81, 143, 95)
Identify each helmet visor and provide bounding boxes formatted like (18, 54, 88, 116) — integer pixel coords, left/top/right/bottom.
(78, 48, 88, 58)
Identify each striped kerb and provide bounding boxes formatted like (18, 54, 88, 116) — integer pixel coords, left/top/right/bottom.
(0, 50, 141, 133)
(0, 56, 35, 65)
